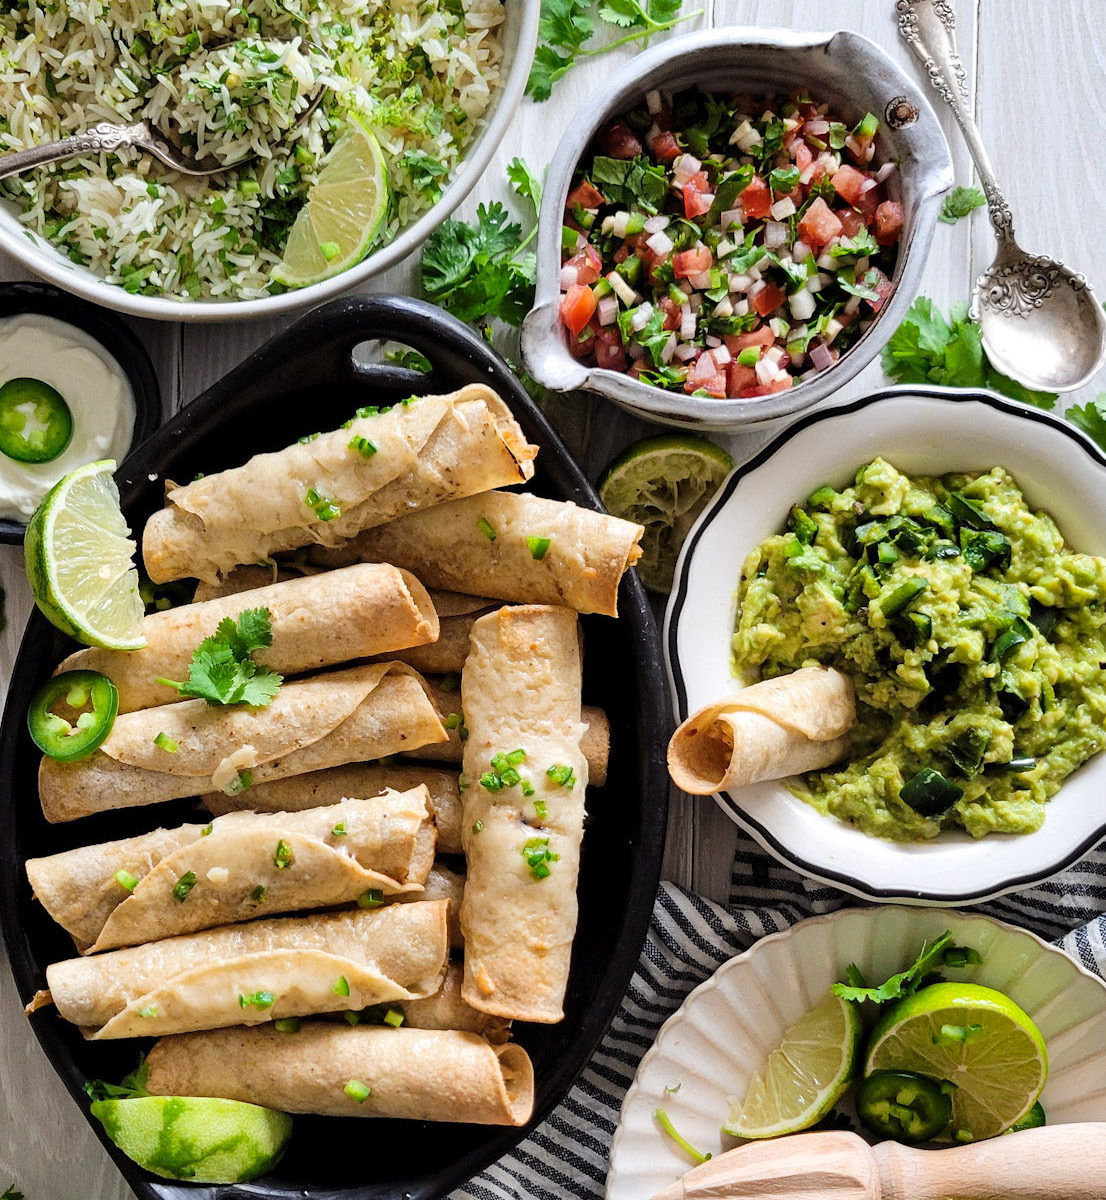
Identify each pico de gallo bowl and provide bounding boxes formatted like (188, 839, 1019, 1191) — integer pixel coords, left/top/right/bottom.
(556, 88, 904, 400)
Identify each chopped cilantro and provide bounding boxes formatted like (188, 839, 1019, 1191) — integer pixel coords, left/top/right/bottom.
(250, 884, 266, 901)
(171, 870, 197, 902)
(273, 839, 294, 870)
(358, 888, 384, 908)
(831, 931, 978, 1004)
(238, 990, 275, 1010)
(153, 731, 178, 753)
(1067, 395, 1106, 449)
(546, 763, 576, 788)
(939, 185, 986, 224)
(522, 836, 559, 879)
(348, 435, 378, 458)
(305, 486, 341, 521)
(83, 1062, 149, 1102)
(331, 822, 347, 837)
(158, 607, 282, 707)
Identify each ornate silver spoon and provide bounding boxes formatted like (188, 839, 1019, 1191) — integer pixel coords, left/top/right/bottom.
(897, 0, 1106, 392)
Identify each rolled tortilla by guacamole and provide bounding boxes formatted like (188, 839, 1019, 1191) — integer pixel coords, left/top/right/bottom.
(201, 764, 464, 855)
(144, 1023, 534, 1125)
(310, 491, 644, 617)
(409, 677, 610, 787)
(56, 565, 440, 713)
(460, 605, 588, 1023)
(39, 663, 447, 823)
(143, 385, 537, 584)
(667, 666, 856, 794)
(27, 789, 435, 953)
(40, 902, 449, 1040)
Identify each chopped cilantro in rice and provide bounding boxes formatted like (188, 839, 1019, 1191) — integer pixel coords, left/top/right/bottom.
(0, 0, 504, 301)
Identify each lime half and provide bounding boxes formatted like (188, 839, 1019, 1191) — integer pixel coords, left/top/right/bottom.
(25, 459, 145, 650)
(272, 120, 391, 288)
(598, 434, 733, 593)
(91, 1096, 292, 1183)
(723, 991, 861, 1139)
(863, 982, 1048, 1141)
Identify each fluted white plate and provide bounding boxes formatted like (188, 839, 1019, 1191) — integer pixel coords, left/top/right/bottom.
(606, 906, 1106, 1200)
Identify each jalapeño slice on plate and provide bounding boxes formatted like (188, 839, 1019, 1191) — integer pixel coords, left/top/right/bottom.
(0, 376, 73, 463)
(28, 669, 119, 761)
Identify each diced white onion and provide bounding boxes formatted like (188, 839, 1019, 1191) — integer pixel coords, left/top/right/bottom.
(731, 120, 761, 152)
(764, 221, 788, 250)
(770, 197, 796, 220)
(782, 117, 801, 133)
(689, 292, 703, 312)
(630, 302, 654, 332)
(559, 264, 578, 291)
(728, 273, 751, 293)
(765, 344, 787, 365)
(643, 215, 670, 234)
(733, 298, 750, 317)
(646, 88, 662, 114)
(806, 118, 830, 136)
(697, 193, 716, 209)
(607, 271, 638, 306)
(792, 241, 811, 262)
(712, 345, 731, 365)
(799, 164, 816, 186)
(713, 297, 733, 318)
(810, 342, 835, 370)
(646, 230, 674, 256)
(611, 211, 631, 238)
(706, 335, 722, 348)
(874, 161, 897, 183)
(674, 343, 697, 362)
(843, 294, 862, 315)
(747, 264, 763, 283)
(720, 209, 743, 230)
(755, 356, 776, 385)
(597, 296, 618, 326)
(858, 177, 878, 194)
(856, 257, 870, 273)
(716, 238, 735, 259)
(788, 289, 816, 320)
(817, 243, 839, 269)
(824, 317, 844, 344)
(600, 215, 616, 235)
(688, 270, 713, 290)
(673, 153, 701, 182)
(660, 332, 677, 363)
(680, 306, 696, 339)
(749, 280, 766, 302)
(769, 317, 790, 339)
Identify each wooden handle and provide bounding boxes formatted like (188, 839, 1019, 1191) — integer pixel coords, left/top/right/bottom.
(876, 1123, 1106, 1200)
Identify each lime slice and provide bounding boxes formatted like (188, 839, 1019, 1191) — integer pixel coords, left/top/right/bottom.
(722, 991, 861, 1139)
(863, 982, 1048, 1141)
(91, 1096, 291, 1183)
(272, 119, 391, 288)
(24, 459, 145, 650)
(598, 434, 733, 593)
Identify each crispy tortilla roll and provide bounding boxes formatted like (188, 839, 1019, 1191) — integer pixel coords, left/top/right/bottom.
(311, 491, 644, 617)
(39, 663, 447, 823)
(395, 863, 465, 949)
(667, 666, 856, 794)
(401, 964, 505, 1038)
(143, 385, 537, 584)
(145, 1024, 534, 1125)
(27, 789, 435, 953)
(460, 606, 588, 1023)
(40, 902, 449, 1040)
(57, 565, 439, 713)
(202, 763, 465, 854)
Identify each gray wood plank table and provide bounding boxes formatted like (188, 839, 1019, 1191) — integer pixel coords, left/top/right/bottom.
(0, 2, 1103, 1193)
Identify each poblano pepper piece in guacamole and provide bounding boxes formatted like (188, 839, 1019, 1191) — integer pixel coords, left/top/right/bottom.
(733, 458, 1106, 840)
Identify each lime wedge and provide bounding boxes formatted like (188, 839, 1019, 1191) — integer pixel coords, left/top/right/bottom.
(90, 1096, 292, 1183)
(722, 991, 861, 1139)
(272, 119, 391, 288)
(24, 459, 145, 650)
(863, 982, 1048, 1141)
(598, 434, 733, 593)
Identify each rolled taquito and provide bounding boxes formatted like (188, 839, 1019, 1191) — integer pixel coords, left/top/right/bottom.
(667, 667, 856, 794)
(57, 565, 439, 712)
(39, 902, 449, 1040)
(311, 490, 643, 617)
(202, 764, 464, 855)
(39, 663, 447, 823)
(460, 605, 588, 1023)
(28, 789, 435, 953)
(395, 863, 464, 949)
(143, 385, 537, 584)
(145, 1024, 534, 1125)
(400, 964, 505, 1038)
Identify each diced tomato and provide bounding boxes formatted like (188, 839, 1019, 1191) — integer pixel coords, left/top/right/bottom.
(564, 244, 602, 286)
(613, 243, 631, 265)
(659, 297, 683, 331)
(740, 377, 795, 398)
(594, 326, 628, 371)
(797, 196, 844, 250)
(560, 285, 598, 338)
(866, 266, 893, 312)
(874, 200, 904, 246)
(672, 245, 713, 278)
(599, 121, 642, 160)
(567, 322, 597, 359)
(683, 352, 727, 398)
(724, 324, 775, 355)
(650, 130, 681, 162)
(566, 180, 605, 212)
(793, 140, 813, 173)
(741, 175, 771, 220)
(751, 281, 786, 317)
(830, 164, 870, 207)
(683, 170, 714, 219)
(836, 208, 865, 239)
(725, 362, 758, 395)
(855, 185, 880, 221)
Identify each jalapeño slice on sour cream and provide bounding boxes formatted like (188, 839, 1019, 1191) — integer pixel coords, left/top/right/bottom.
(0, 376, 73, 463)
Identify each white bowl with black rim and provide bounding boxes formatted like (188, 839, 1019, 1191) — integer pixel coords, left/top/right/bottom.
(664, 387, 1106, 905)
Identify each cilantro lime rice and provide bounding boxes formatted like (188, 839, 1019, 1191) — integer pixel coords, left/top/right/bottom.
(0, 0, 504, 300)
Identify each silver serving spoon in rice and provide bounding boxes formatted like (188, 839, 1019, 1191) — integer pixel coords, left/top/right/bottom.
(0, 39, 328, 181)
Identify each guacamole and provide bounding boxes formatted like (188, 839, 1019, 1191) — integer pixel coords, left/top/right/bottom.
(733, 458, 1106, 840)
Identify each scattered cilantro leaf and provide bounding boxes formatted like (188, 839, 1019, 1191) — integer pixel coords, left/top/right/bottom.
(1067, 395, 1106, 450)
(420, 161, 542, 326)
(832, 931, 977, 1004)
(159, 607, 283, 707)
(83, 1060, 149, 1102)
(882, 297, 1057, 410)
(939, 185, 986, 224)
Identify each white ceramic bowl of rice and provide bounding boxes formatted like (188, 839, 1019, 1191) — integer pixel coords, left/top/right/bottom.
(0, 0, 538, 321)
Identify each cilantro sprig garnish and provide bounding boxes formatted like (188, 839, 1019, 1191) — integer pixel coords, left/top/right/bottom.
(882, 297, 1058, 410)
(1067, 395, 1106, 450)
(83, 1061, 149, 1102)
(528, 0, 699, 103)
(939, 185, 987, 224)
(159, 607, 283, 708)
(831, 931, 981, 1005)
(420, 158, 541, 326)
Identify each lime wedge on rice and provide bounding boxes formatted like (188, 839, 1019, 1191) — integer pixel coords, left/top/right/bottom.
(863, 982, 1048, 1141)
(598, 434, 733, 593)
(25, 459, 145, 650)
(722, 991, 861, 1139)
(90, 1095, 292, 1183)
(272, 120, 391, 288)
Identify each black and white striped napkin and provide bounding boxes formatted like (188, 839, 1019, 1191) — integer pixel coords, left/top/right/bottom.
(456, 834, 1106, 1200)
